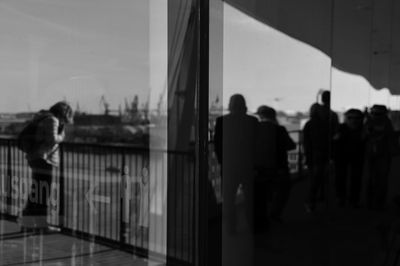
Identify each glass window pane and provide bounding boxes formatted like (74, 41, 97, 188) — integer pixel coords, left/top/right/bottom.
(0, 1, 175, 265)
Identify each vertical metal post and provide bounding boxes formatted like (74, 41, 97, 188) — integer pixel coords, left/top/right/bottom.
(59, 144, 65, 227)
(197, 0, 209, 265)
(7, 140, 12, 215)
(120, 153, 128, 245)
(326, 0, 336, 211)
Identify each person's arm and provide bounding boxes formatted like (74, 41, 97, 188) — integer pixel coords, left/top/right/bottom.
(281, 126, 296, 151)
(385, 117, 395, 133)
(333, 112, 340, 132)
(40, 116, 65, 147)
(303, 122, 312, 166)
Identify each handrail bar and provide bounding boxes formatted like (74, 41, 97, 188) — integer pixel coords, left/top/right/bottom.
(0, 137, 194, 156)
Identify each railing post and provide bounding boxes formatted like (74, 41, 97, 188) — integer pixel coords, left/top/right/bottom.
(7, 140, 12, 215)
(120, 153, 129, 246)
(59, 144, 65, 227)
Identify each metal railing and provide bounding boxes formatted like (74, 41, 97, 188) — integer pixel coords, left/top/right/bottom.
(288, 130, 305, 178)
(0, 138, 196, 264)
(0, 131, 304, 264)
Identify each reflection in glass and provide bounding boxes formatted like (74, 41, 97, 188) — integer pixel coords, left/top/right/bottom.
(0, 0, 170, 265)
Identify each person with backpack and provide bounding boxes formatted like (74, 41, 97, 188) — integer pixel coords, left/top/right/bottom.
(254, 105, 296, 231)
(19, 101, 73, 231)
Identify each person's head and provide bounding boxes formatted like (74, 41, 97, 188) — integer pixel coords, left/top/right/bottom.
(49, 101, 74, 124)
(369, 104, 388, 124)
(256, 105, 277, 123)
(228, 94, 247, 114)
(370, 104, 388, 116)
(309, 103, 321, 119)
(321, 90, 331, 106)
(344, 108, 363, 129)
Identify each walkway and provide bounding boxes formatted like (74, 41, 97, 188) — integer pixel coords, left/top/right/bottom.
(0, 219, 162, 266)
(254, 156, 400, 266)
(1, 157, 399, 265)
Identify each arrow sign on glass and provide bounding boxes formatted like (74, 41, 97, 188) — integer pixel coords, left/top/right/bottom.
(86, 180, 111, 213)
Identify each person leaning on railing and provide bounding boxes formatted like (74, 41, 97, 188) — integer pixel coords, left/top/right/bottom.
(19, 101, 73, 232)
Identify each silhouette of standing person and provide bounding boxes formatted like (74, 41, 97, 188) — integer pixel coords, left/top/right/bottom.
(214, 94, 258, 234)
(319, 90, 339, 201)
(254, 105, 295, 231)
(303, 103, 332, 212)
(364, 105, 394, 210)
(303, 91, 339, 212)
(333, 109, 365, 208)
(20, 101, 73, 231)
(320, 90, 339, 135)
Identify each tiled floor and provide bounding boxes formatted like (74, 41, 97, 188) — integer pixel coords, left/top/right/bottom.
(0, 220, 162, 266)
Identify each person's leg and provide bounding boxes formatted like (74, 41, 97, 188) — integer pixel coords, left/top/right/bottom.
(307, 164, 316, 211)
(35, 160, 52, 217)
(335, 160, 347, 206)
(242, 178, 254, 233)
(270, 172, 292, 220)
(317, 161, 331, 204)
(310, 162, 326, 209)
(307, 162, 324, 211)
(22, 159, 52, 226)
(22, 162, 41, 217)
(349, 160, 363, 207)
(375, 157, 391, 210)
(253, 175, 269, 232)
(367, 158, 382, 210)
(366, 158, 375, 209)
(224, 181, 239, 234)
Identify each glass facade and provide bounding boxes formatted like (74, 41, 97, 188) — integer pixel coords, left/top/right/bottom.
(0, 1, 400, 266)
(0, 0, 170, 264)
(211, 1, 400, 266)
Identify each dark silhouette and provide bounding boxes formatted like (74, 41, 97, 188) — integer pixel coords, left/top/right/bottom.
(320, 91, 339, 131)
(303, 91, 339, 212)
(254, 105, 295, 231)
(19, 101, 73, 231)
(364, 105, 394, 210)
(303, 103, 333, 212)
(333, 109, 365, 208)
(214, 94, 258, 234)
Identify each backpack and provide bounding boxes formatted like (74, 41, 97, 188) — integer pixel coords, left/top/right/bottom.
(17, 115, 47, 153)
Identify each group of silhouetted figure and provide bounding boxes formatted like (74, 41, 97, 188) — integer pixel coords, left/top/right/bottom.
(214, 91, 397, 234)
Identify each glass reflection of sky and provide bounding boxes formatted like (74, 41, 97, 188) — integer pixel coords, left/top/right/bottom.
(222, 4, 398, 112)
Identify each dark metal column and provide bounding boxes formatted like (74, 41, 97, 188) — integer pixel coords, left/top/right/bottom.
(196, 0, 210, 265)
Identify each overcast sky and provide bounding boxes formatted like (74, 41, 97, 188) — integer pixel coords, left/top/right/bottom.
(0, 1, 398, 114)
(0, 0, 152, 113)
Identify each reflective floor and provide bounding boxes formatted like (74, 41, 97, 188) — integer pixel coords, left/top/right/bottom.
(253, 178, 394, 266)
(0, 220, 161, 266)
(225, 157, 400, 266)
